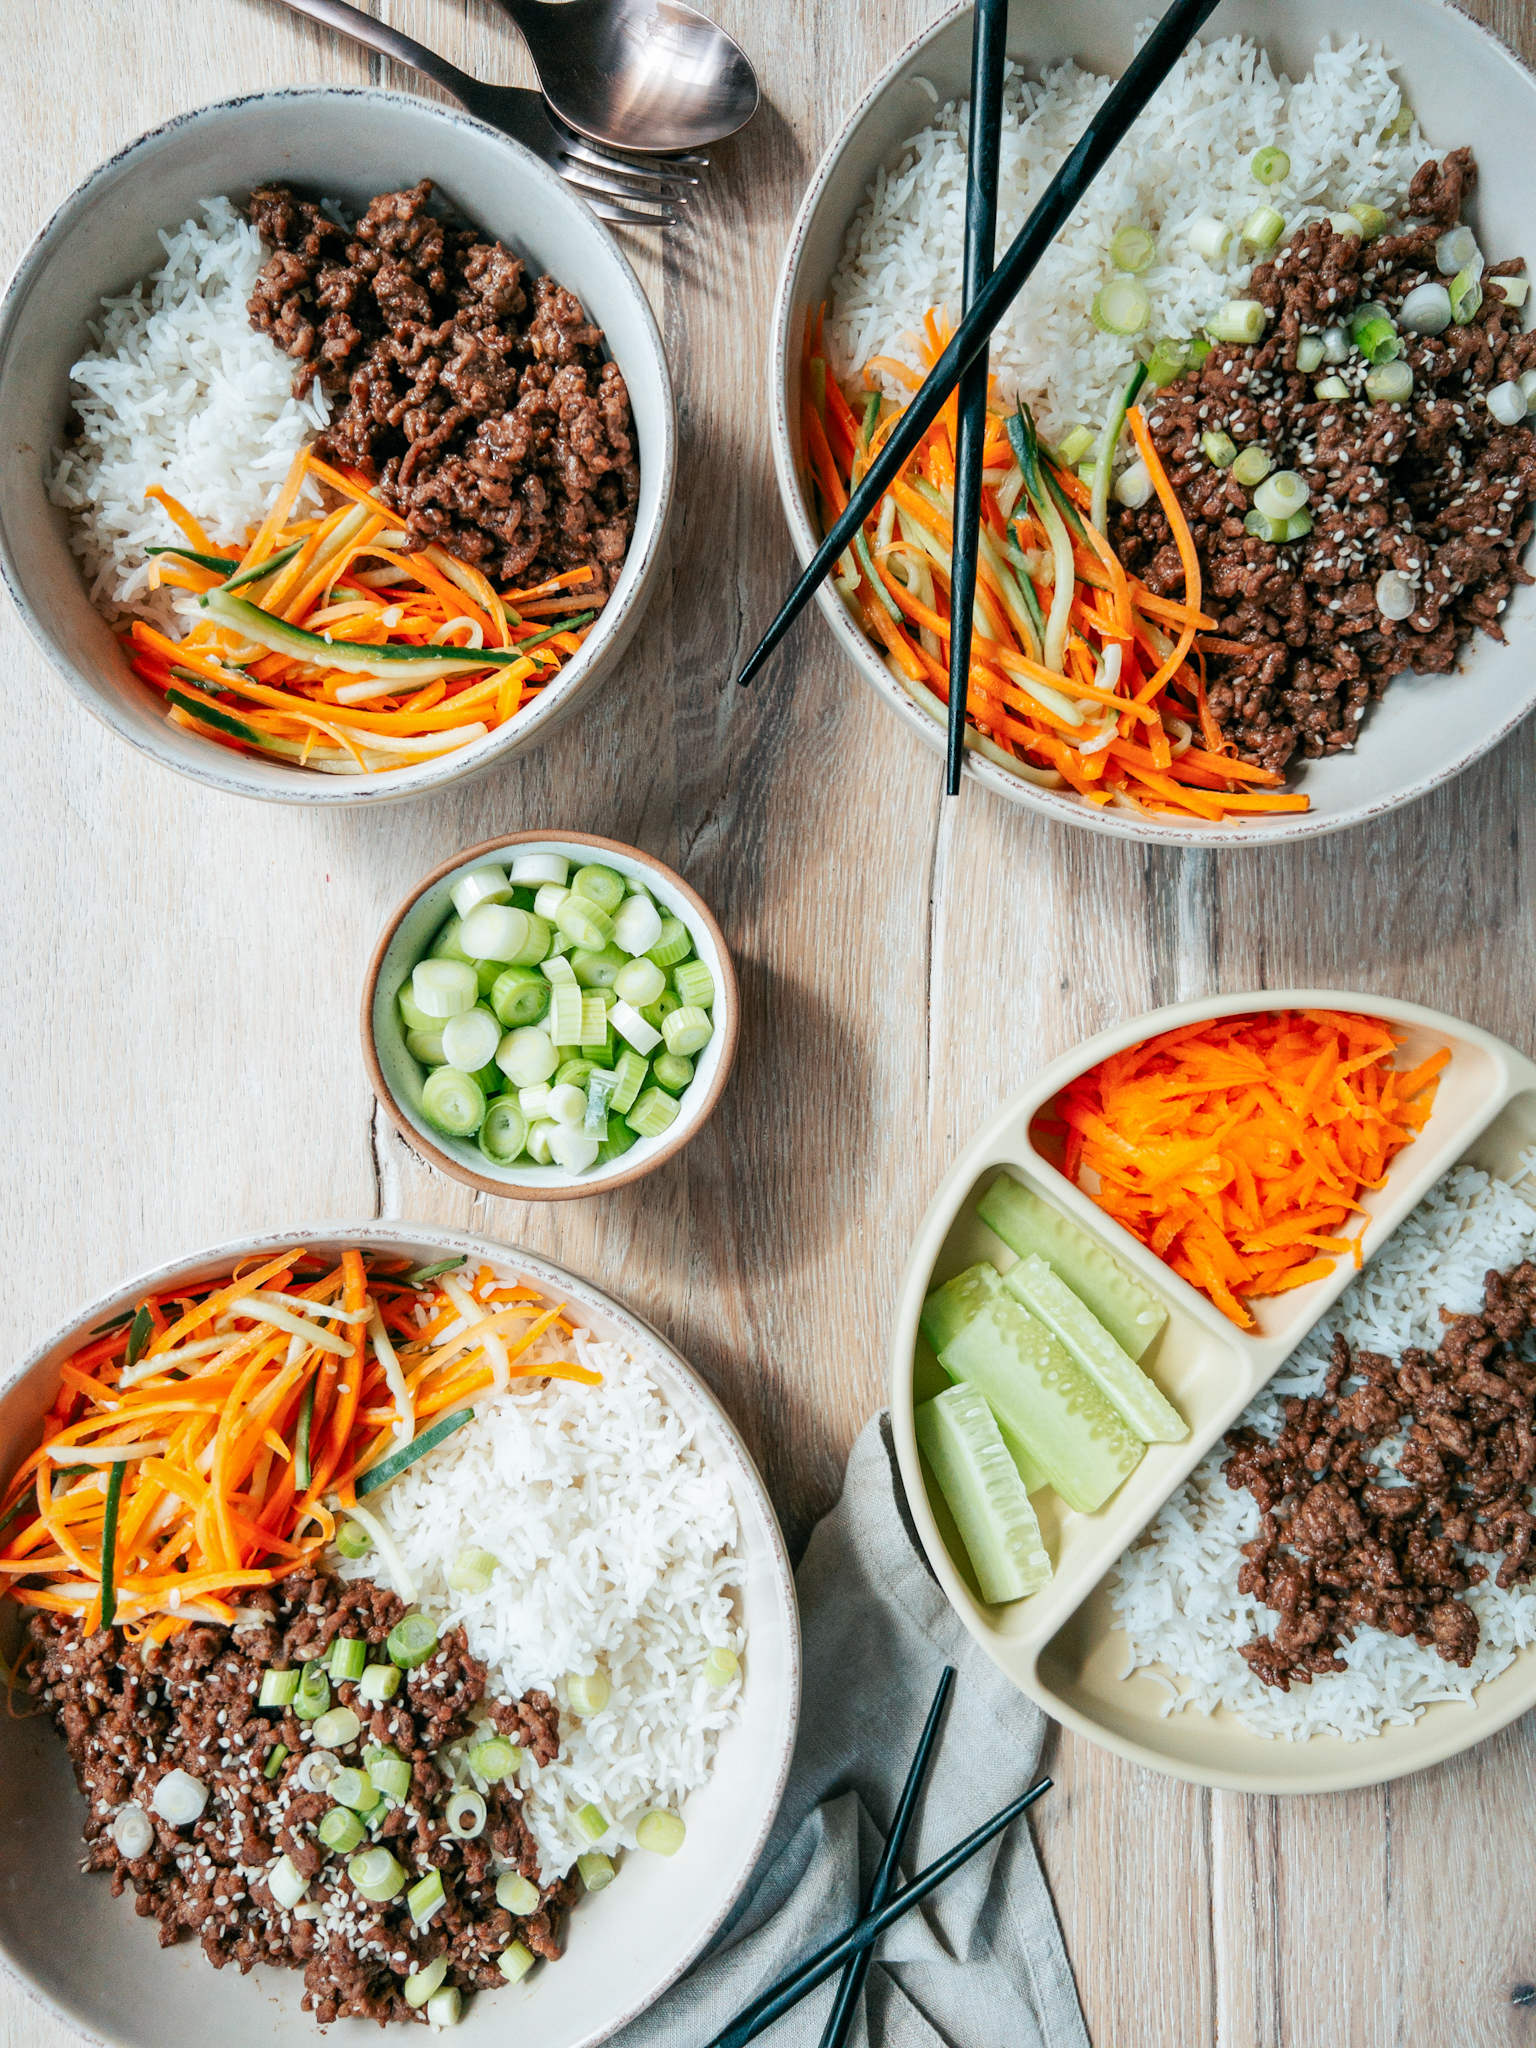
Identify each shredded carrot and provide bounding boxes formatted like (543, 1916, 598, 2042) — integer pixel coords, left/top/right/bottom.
(1049, 1011, 1449, 1327)
(1, 1253, 604, 1626)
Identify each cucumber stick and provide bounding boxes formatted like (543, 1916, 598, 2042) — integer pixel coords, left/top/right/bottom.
(939, 1293, 1143, 1513)
(915, 1383, 1052, 1603)
(977, 1173, 1167, 1360)
(920, 1264, 1046, 1493)
(1003, 1254, 1186, 1444)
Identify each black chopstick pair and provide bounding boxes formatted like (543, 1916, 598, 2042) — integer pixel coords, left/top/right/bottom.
(740, 0, 1227, 783)
(702, 1668, 1052, 2048)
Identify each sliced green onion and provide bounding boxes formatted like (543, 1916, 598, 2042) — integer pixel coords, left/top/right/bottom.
(1400, 281, 1453, 335)
(294, 1660, 331, 1721)
(567, 1669, 611, 1716)
(574, 1803, 609, 1843)
(329, 1767, 376, 1810)
(1382, 101, 1415, 141)
(1283, 510, 1313, 541)
(1253, 471, 1309, 520)
(577, 991, 609, 1048)
(1054, 425, 1096, 466)
(1113, 460, 1152, 510)
(671, 959, 714, 1009)
(595, 1118, 639, 1165)
(1189, 336, 1213, 370)
(1243, 508, 1290, 543)
(1488, 379, 1529, 426)
(555, 894, 614, 950)
(1294, 335, 1325, 374)
(460, 905, 549, 967)
(570, 943, 627, 989)
(1449, 266, 1483, 325)
(431, 917, 476, 966)
(525, 1120, 557, 1165)
(1313, 375, 1350, 401)
(312, 1706, 361, 1749)
(1109, 223, 1155, 273)
(1090, 277, 1151, 336)
(1240, 206, 1285, 253)
(500, 1941, 537, 1985)
(1352, 316, 1401, 365)
(577, 1852, 615, 1892)
(572, 864, 626, 914)
(327, 1637, 368, 1682)
(534, 883, 570, 922)
(449, 1547, 498, 1594)
(406, 1257, 466, 1287)
(497, 1026, 559, 1087)
(445, 1789, 487, 1839)
(613, 957, 665, 1007)
(626, 1087, 680, 1139)
(496, 1872, 540, 1915)
(348, 1847, 406, 1903)
(408, 1870, 446, 1925)
(470, 1736, 521, 1782)
(259, 1668, 300, 1708)
(406, 1028, 447, 1067)
(336, 1519, 373, 1560)
(404, 1957, 449, 2010)
(450, 865, 513, 918)
(1349, 201, 1388, 241)
(635, 1810, 686, 1856)
(1207, 300, 1267, 345)
(651, 1053, 694, 1096)
(359, 1408, 475, 1502)
(1362, 357, 1414, 403)
(490, 965, 551, 1028)
(1187, 217, 1232, 263)
(1201, 431, 1237, 469)
(269, 1853, 310, 1910)
(1230, 446, 1273, 488)
(412, 959, 478, 1020)
(318, 1806, 366, 1855)
(548, 1126, 600, 1174)
(609, 1049, 650, 1114)
(703, 1645, 739, 1688)
(546, 975, 584, 1046)
(426, 1988, 462, 2028)
(356, 1665, 400, 1707)
(1141, 337, 1190, 387)
(610, 997, 663, 1055)
(263, 1743, 289, 1780)
(662, 1006, 713, 1057)
(611, 894, 664, 957)
(421, 1067, 486, 1139)
(479, 1096, 529, 1167)
(1437, 225, 1479, 276)
(368, 1752, 412, 1800)
(385, 1612, 440, 1669)
(646, 917, 692, 969)
(1250, 146, 1290, 186)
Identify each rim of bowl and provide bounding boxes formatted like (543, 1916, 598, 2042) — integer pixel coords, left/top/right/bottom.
(0, 1218, 801, 2048)
(766, 0, 1536, 848)
(0, 86, 676, 807)
(362, 832, 740, 1199)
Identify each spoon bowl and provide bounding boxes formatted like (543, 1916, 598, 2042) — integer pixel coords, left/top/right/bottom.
(494, 0, 760, 154)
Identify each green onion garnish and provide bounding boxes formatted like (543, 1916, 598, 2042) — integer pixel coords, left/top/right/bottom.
(1250, 145, 1290, 186)
(385, 1613, 440, 1669)
(356, 1406, 475, 1499)
(263, 1743, 289, 1780)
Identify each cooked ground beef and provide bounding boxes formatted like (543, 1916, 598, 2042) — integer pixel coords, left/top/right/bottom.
(245, 180, 639, 596)
(1111, 150, 1536, 772)
(25, 1567, 573, 2026)
(1223, 1261, 1536, 1691)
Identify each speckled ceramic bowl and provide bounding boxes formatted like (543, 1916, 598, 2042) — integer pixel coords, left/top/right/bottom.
(363, 832, 738, 1200)
(0, 1223, 798, 2048)
(0, 89, 674, 804)
(769, 0, 1536, 844)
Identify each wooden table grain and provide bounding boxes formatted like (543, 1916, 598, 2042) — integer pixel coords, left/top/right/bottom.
(4, 0, 1536, 2041)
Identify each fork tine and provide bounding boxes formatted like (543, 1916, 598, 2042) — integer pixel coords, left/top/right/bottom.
(555, 131, 703, 190)
(560, 162, 689, 212)
(566, 180, 678, 226)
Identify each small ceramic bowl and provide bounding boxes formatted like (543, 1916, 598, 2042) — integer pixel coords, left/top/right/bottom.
(364, 832, 738, 1199)
(0, 89, 675, 805)
(769, 0, 1536, 845)
(0, 1222, 800, 2048)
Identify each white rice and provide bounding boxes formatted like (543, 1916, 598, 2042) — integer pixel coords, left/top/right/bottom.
(47, 196, 329, 631)
(827, 29, 1424, 442)
(338, 1306, 744, 1881)
(1111, 1155, 1536, 1741)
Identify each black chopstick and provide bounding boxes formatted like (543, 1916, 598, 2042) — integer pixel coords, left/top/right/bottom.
(704, 1775, 1053, 2048)
(816, 1665, 956, 2048)
(739, 0, 1223, 689)
(946, 0, 1009, 798)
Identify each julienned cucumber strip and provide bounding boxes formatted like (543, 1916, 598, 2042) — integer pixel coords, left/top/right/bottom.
(921, 1264, 1048, 1492)
(920, 1263, 1004, 1355)
(939, 1293, 1143, 1514)
(201, 589, 530, 676)
(166, 689, 267, 747)
(915, 1383, 1052, 1604)
(1004, 1254, 1186, 1445)
(356, 1406, 475, 1496)
(977, 1173, 1168, 1361)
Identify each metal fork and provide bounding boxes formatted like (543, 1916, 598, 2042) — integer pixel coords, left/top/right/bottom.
(269, 0, 701, 225)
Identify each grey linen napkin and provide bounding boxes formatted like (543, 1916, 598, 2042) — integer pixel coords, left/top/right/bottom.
(612, 1413, 1089, 2048)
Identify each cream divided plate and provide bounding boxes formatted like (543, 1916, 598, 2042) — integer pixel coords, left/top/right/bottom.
(889, 994, 1536, 1794)
(0, 1224, 799, 2048)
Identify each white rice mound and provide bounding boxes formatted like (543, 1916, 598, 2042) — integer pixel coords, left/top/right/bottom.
(338, 1311, 745, 1882)
(47, 196, 329, 632)
(827, 29, 1424, 442)
(1111, 1155, 1536, 1741)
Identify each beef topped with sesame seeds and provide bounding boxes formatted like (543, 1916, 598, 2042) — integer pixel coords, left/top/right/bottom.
(25, 1567, 573, 2027)
(1111, 151, 1536, 774)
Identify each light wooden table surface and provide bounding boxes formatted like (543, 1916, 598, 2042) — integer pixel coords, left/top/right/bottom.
(4, 1, 1536, 2042)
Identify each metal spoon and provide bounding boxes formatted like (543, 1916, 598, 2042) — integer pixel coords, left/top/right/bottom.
(490, 0, 759, 155)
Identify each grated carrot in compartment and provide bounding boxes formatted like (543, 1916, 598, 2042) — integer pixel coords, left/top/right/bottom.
(1047, 1011, 1449, 1328)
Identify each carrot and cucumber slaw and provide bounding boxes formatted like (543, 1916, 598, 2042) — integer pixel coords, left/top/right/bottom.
(127, 448, 599, 776)
(1045, 1011, 1448, 1327)
(801, 307, 1309, 823)
(0, 1251, 599, 1638)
